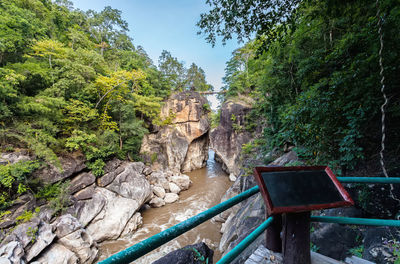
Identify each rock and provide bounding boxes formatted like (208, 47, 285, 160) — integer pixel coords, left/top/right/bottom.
(210, 99, 254, 175)
(97, 159, 124, 187)
(149, 197, 166, 208)
(53, 214, 81, 238)
(25, 222, 56, 262)
(362, 226, 400, 263)
(311, 223, 360, 260)
(121, 213, 143, 237)
(37, 206, 54, 223)
(68, 172, 95, 194)
(33, 153, 86, 184)
(58, 228, 98, 263)
(143, 166, 152, 176)
(229, 173, 237, 182)
(153, 242, 214, 264)
(170, 175, 191, 190)
(35, 243, 78, 264)
(141, 91, 210, 173)
(219, 193, 265, 255)
(131, 162, 145, 174)
(1, 217, 40, 249)
(105, 162, 152, 204)
(181, 134, 209, 172)
(164, 193, 179, 204)
(86, 188, 140, 242)
(269, 151, 298, 166)
(152, 186, 166, 199)
(0, 151, 31, 165)
(75, 191, 106, 227)
(245, 245, 283, 264)
(148, 171, 168, 186)
(0, 241, 25, 264)
(73, 184, 96, 200)
(169, 182, 181, 194)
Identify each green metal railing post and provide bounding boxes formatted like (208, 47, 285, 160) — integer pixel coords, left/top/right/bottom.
(99, 186, 260, 264)
(311, 216, 400, 227)
(216, 217, 275, 264)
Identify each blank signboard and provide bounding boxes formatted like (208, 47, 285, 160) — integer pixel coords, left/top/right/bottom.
(253, 166, 353, 214)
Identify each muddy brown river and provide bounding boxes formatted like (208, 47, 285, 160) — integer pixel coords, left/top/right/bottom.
(98, 150, 231, 263)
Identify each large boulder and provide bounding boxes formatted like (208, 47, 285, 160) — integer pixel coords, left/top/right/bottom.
(86, 188, 141, 242)
(153, 242, 214, 264)
(33, 153, 86, 184)
(35, 243, 78, 264)
(210, 99, 254, 176)
(141, 91, 210, 173)
(0, 242, 25, 264)
(105, 162, 152, 204)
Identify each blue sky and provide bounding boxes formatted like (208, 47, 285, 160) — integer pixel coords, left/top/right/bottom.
(70, 0, 241, 109)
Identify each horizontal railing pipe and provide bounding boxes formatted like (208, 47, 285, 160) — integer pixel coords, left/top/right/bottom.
(311, 216, 400, 227)
(99, 186, 260, 264)
(216, 217, 275, 264)
(337, 177, 400, 184)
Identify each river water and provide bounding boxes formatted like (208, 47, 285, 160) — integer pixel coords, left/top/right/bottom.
(98, 150, 231, 263)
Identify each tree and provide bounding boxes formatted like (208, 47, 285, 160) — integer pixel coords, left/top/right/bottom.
(197, 0, 301, 45)
(186, 63, 213, 91)
(29, 39, 66, 69)
(158, 50, 186, 91)
(86, 6, 129, 56)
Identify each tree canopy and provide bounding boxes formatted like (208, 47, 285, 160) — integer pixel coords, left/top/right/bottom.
(204, 0, 400, 174)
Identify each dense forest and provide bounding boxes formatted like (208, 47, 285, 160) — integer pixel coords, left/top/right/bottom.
(201, 0, 400, 175)
(0, 0, 213, 208)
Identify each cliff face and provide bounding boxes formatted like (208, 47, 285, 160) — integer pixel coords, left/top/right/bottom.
(210, 99, 254, 177)
(141, 91, 210, 173)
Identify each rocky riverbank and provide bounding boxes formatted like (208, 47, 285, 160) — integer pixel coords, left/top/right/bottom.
(0, 91, 213, 263)
(0, 155, 192, 263)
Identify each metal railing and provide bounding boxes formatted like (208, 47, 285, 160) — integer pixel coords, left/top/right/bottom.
(99, 176, 400, 264)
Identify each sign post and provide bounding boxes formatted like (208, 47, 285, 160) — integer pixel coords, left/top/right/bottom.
(253, 166, 354, 264)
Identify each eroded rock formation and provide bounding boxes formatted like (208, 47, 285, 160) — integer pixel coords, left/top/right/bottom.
(141, 91, 210, 173)
(0, 158, 192, 263)
(210, 99, 255, 177)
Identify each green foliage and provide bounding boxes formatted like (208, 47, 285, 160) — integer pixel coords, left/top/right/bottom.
(0, 160, 41, 206)
(211, 0, 400, 171)
(16, 208, 39, 225)
(47, 181, 70, 216)
(150, 153, 158, 164)
(1, 0, 214, 193)
(26, 226, 38, 244)
(35, 182, 63, 201)
(210, 110, 221, 129)
(349, 245, 364, 258)
(310, 242, 320, 252)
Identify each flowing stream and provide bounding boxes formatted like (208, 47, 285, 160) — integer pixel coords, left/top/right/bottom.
(98, 150, 231, 263)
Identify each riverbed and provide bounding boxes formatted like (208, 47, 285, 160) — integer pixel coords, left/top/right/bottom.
(98, 150, 231, 263)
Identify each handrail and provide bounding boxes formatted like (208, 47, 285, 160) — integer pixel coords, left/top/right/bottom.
(311, 216, 400, 226)
(216, 217, 274, 264)
(99, 176, 400, 264)
(98, 186, 260, 264)
(337, 176, 400, 184)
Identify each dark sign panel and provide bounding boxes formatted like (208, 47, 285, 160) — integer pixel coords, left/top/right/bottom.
(254, 166, 353, 214)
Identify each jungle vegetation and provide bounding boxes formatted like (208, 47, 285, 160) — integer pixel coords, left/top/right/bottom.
(198, 0, 400, 174)
(0, 0, 213, 206)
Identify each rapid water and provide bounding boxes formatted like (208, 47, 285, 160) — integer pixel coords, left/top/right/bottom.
(98, 150, 231, 263)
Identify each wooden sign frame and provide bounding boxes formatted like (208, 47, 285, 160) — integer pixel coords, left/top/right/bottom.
(253, 166, 354, 215)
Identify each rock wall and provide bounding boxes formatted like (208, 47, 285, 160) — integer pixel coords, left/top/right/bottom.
(215, 152, 299, 263)
(0, 157, 192, 263)
(210, 99, 255, 177)
(141, 91, 210, 173)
